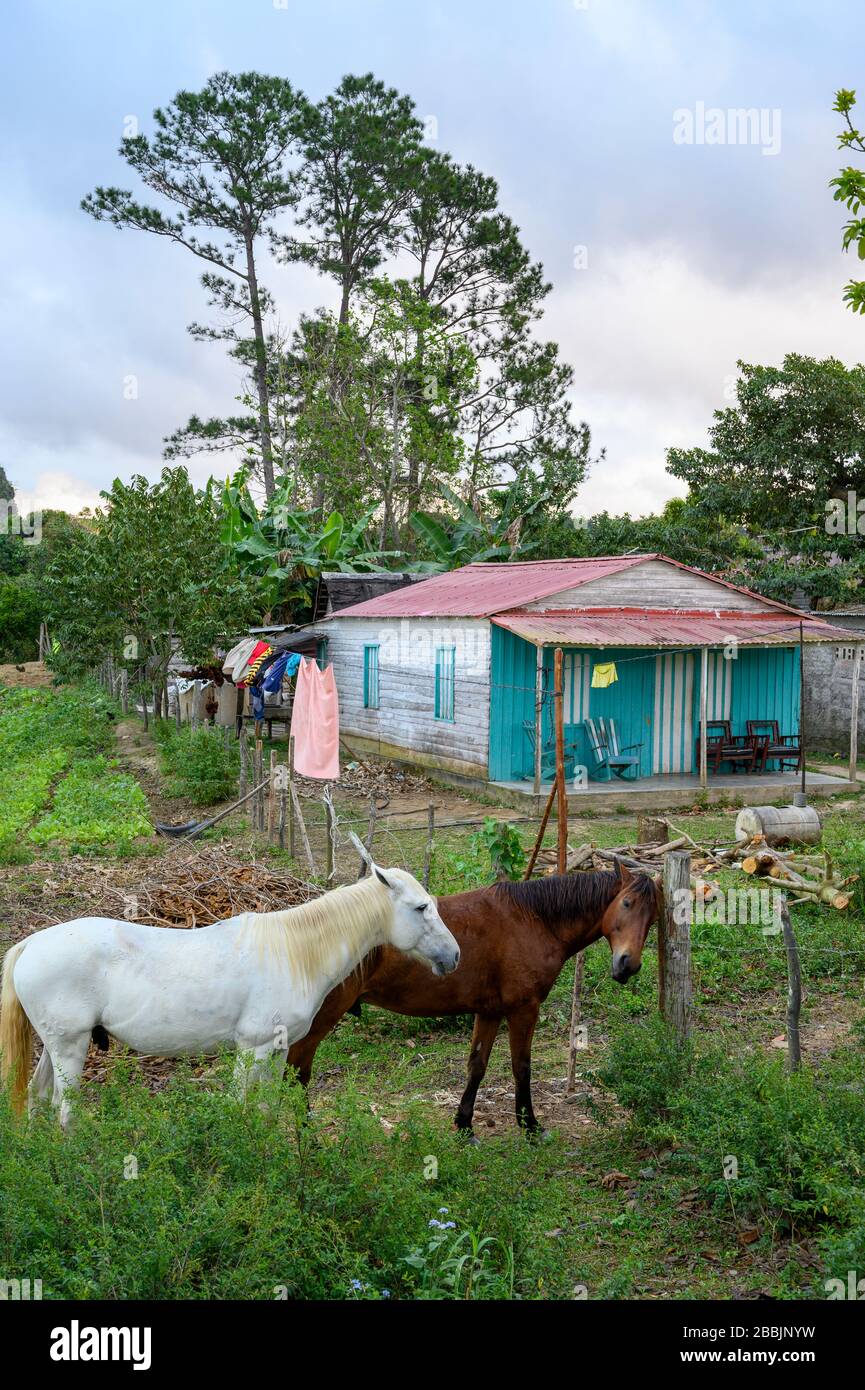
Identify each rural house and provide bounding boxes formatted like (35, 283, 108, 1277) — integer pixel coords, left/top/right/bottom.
(319, 554, 861, 807)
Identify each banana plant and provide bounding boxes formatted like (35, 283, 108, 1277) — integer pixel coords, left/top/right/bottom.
(409, 482, 552, 571)
(220, 474, 401, 617)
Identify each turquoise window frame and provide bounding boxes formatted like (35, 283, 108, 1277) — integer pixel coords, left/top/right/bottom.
(435, 646, 456, 721)
(363, 644, 380, 709)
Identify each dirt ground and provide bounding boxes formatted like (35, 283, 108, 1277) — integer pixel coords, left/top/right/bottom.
(0, 659, 52, 687)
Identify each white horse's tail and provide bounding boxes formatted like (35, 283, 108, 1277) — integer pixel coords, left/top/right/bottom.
(0, 942, 33, 1116)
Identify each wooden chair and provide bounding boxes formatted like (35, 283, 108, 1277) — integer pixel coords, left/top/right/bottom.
(696, 719, 757, 773)
(522, 720, 580, 780)
(745, 719, 802, 772)
(584, 717, 642, 780)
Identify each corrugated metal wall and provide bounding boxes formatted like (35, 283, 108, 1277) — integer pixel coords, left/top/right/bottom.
(728, 646, 800, 768)
(488, 626, 539, 780)
(488, 629, 801, 782)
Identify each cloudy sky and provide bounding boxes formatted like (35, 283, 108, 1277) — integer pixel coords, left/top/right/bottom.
(3, 0, 865, 519)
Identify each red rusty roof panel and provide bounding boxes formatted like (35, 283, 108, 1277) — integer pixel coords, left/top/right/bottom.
(328, 554, 808, 620)
(329, 556, 652, 618)
(491, 608, 854, 647)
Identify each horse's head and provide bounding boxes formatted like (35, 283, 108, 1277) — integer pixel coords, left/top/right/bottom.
(348, 833, 460, 976)
(376, 866, 461, 976)
(599, 861, 660, 983)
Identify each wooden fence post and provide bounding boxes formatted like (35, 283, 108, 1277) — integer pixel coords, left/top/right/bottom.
(277, 759, 288, 851)
(324, 792, 336, 883)
(288, 736, 296, 859)
(423, 803, 435, 889)
(554, 648, 568, 875)
(120, 668, 129, 716)
(239, 726, 249, 800)
(291, 783, 315, 874)
(267, 750, 276, 842)
(661, 850, 692, 1041)
(254, 737, 264, 831)
(780, 899, 802, 1073)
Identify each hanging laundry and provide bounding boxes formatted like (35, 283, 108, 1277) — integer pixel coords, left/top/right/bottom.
(174, 677, 195, 724)
(248, 647, 284, 691)
(591, 662, 618, 688)
(237, 641, 274, 688)
(222, 637, 257, 679)
(215, 682, 238, 727)
(260, 649, 301, 695)
(250, 685, 266, 722)
(290, 659, 340, 780)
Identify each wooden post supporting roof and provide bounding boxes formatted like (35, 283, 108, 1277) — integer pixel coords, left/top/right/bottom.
(850, 643, 863, 785)
(533, 643, 544, 796)
(699, 646, 708, 790)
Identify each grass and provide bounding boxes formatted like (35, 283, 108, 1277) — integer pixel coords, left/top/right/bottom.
(0, 684, 151, 859)
(2, 687, 865, 1299)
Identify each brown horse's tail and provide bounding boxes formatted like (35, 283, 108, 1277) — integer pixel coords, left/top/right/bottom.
(0, 942, 33, 1116)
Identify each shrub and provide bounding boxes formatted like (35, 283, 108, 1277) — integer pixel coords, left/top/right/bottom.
(155, 724, 239, 805)
(472, 817, 526, 880)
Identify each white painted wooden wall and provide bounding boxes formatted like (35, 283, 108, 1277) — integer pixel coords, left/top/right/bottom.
(321, 615, 492, 774)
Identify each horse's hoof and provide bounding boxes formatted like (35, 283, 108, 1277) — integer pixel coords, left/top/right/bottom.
(526, 1126, 550, 1143)
(456, 1129, 480, 1146)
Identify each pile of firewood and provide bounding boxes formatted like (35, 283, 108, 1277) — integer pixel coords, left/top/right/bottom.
(533, 811, 857, 911)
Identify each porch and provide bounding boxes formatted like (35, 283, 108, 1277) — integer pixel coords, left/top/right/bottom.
(488, 767, 856, 815)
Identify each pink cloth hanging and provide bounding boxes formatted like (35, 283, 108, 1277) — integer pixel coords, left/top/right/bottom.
(289, 659, 340, 780)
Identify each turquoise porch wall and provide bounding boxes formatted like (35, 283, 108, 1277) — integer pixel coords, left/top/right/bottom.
(560, 645, 655, 777)
(488, 628, 801, 782)
(725, 646, 800, 766)
(488, 625, 538, 780)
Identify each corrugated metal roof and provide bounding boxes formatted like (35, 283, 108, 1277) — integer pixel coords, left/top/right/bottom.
(328, 555, 660, 618)
(328, 554, 809, 620)
(491, 608, 856, 648)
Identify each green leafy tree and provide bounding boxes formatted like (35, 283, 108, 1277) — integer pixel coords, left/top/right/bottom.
(42, 468, 263, 681)
(82, 72, 303, 498)
(0, 465, 14, 502)
(666, 354, 865, 605)
(278, 73, 424, 325)
(831, 88, 865, 314)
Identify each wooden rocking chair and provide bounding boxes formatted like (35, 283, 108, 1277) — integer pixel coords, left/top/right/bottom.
(584, 717, 642, 780)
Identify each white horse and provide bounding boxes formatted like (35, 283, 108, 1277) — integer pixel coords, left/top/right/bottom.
(0, 840, 459, 1127)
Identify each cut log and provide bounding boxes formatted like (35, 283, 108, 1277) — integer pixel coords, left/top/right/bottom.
(637, 815, 670, 846)
(734, 805, 822, 848)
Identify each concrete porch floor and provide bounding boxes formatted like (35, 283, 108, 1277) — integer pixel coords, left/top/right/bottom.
(485, 769, 859, 814)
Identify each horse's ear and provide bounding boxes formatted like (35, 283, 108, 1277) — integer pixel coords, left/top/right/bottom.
(374, 866, 393, 890)
(619, 862, 634, 884)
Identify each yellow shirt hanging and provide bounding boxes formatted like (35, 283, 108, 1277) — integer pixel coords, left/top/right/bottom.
(591, 661, 618, 688)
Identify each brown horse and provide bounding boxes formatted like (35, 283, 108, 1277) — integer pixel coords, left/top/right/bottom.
(288, 862, 659, 1136)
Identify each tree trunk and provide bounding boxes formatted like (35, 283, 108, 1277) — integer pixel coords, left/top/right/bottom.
(244, 235, 275, 500)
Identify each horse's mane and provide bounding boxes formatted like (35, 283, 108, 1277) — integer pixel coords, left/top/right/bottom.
(238, 873, 400, 988)
(494, 868, 658, 925)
